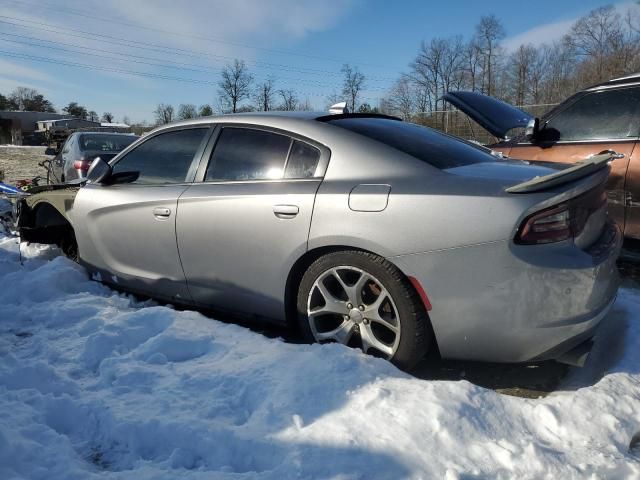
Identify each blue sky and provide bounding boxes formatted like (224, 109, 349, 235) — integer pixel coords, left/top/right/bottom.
(0, 0, 631, 123)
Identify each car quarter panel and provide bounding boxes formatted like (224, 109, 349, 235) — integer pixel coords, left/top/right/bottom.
(390, 225, 621, 362)
(306, 133, 544, 257)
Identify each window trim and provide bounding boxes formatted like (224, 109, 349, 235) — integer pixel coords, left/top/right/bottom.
(193, 123, 331, 184)
(107, 125, 215, 187)
(537, 86, 640, 143)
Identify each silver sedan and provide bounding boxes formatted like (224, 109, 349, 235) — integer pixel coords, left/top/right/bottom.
(19, 111, 621, 370)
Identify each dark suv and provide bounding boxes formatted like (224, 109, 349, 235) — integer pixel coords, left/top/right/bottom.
(445, 73, 640, 239)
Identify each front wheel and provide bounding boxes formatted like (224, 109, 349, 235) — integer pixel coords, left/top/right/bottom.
(297, 251, 430, 370)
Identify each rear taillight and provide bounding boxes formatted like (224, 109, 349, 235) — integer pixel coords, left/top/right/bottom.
(515, 187, 607, 245)
(73, 159, 91, 171)
(516, 204, 571, 244)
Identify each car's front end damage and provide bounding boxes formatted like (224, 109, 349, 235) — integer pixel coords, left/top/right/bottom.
(14, 185, 79, 257)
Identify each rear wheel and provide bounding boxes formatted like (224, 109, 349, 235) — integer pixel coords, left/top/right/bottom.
(297, 251, 430, 370)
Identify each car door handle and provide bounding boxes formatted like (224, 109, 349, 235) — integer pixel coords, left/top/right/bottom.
(153, 207, 171, 219)
(273, 204, 299, 219)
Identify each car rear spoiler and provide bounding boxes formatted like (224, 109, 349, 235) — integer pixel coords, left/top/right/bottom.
(506, 151, 623, 193)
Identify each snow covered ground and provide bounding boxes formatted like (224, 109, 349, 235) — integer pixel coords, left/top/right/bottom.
(1, 219, 640, 478)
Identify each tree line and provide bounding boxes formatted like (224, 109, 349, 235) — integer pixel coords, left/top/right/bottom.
(0, 86, 128, 124)
(381, 4, 640, 119)
(153, 61, 372, 125)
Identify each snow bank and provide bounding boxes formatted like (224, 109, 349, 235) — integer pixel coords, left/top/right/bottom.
(0, 233, 639, 479)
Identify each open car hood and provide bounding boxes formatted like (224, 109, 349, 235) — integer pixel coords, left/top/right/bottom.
(442, 91, 533, 140)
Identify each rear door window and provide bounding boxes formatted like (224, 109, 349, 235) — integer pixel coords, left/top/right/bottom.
(284, 140, 321, 178)
(112, 128, 208, 184)
(205, 128, 292, 181)
(325, 117, 494, 169)
(542, 87, 640, 141)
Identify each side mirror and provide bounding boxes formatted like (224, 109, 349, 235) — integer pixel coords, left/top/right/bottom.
(86, 157, 112, 184)
(525, 118, 539, 141)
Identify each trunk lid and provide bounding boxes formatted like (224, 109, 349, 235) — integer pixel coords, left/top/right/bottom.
(445, 159, 561, 187)
(442, 91, 533, 140)
(504, 151, 620, 193)
(445, 151, 618, 194)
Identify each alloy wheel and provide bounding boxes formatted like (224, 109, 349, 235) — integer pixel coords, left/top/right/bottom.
(306, 266, 401, 358)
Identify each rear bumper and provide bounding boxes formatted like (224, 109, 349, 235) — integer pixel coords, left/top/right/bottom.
(390, 221, 622, 363)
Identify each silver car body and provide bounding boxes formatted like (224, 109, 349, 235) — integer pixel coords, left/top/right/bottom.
(66, 112, 621, 363)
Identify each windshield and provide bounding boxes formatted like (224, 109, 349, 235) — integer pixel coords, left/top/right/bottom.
(326, 117, 494, 169)
(78, 134, 138, 152)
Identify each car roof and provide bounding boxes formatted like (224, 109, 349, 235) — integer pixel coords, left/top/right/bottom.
(586, 72, 640, 91)
(151, 111, 401, 134)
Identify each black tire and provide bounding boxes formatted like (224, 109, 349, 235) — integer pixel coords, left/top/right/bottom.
(297, 250, 430, 371)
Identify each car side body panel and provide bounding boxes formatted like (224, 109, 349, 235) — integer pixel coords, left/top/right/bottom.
(176, 179, 321, 320)
(391, 225, 620, 362)
(70, 183, 192, 302)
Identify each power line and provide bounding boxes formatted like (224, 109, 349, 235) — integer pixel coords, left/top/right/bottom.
(0, 50, 385, 103)
(2, 0, 386, 67)
(0, 37, 384, 91)
(0, 30, 394, 88)
(0, 32, 386, 91)
(0, 15, 397, 83)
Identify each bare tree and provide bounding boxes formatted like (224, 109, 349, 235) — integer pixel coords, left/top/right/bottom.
(87, 110, 99, 122)
(463, 39, 483, 92)
(122, 115, 131, 126)
(440, 36, 465, 97)
(178, 104, 197, 120)
(299, 97, 313, 111)
(254, 79, 275, 111)
(527, 46, 549, 104)
(154, 103, 174, 125)
(101, 112, 114, 122)
(341, 64, 365, 112)
(384, 76, 414, 120)
(627, 5, 640, 35)
(218, 59, 253, 113)
(475, 15, 505, 96)
(278, 89, 298, 111)
(564, 5, 623, 78)
(509, 44, 537, 105)
(411, 36, 464, 123)
(411, 38, 445, 112)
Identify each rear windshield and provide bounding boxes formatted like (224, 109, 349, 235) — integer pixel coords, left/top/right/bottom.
(326, 117, 494, 169)
(78, 134, 138, 152)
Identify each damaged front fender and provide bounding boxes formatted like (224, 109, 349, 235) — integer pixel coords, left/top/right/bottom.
(17, 186, 79, 249)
